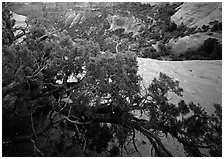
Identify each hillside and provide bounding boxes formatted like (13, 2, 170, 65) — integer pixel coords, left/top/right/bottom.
(171, 2, 222, 28)
(168, 32, 222, 55)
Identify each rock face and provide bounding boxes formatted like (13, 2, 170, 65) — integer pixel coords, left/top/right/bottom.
(12, 12, 27, 28)
(12, 12, 27, 43)
(64, 10, 87, 28)
(171, 2, 222, 28)
(168, 32, 222, 55)
(107, 14, 143, 37)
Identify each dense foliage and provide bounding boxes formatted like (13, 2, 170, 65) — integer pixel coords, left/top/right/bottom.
(173, 38, 222, 60)
(2, 2, 222, 157)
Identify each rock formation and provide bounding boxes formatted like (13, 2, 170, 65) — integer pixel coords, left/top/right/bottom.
(107, 14, 143, 37)
(171, 2, 222, 28)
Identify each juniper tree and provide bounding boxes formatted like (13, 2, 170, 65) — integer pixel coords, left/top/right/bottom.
(2, 2, 221, 157)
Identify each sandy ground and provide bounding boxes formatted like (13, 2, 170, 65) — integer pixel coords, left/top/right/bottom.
(124, 58, 222, 157)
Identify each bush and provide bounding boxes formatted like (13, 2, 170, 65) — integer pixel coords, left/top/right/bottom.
(202, 25, 210, 32)
(140, 46, 157, 58)
(210, 21, 222, 32)
(173, 38, 222, 60)
(166, 21, 177, 32)
(202, 38, 222, 59)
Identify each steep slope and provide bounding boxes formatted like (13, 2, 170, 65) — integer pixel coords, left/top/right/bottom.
(171, 2, 222, 28)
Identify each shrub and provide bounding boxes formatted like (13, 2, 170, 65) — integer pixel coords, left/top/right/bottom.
(210, 21, 222, 32)
(202, 38, 222, 59)
(166, 21, 177, 32)
(174, 38, 222, 60)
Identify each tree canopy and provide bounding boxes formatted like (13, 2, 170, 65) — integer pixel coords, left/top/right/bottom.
(2, 2, 222, 157)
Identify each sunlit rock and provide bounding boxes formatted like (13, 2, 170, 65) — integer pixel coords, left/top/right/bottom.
(171, 2, 222, 28)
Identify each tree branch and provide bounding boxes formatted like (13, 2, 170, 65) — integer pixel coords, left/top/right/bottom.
(130, 121, 173, 157)
(30, 139, 45, 156)
(132, 129, 142, 156)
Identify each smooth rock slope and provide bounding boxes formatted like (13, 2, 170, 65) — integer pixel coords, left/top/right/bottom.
(137, 58, 222, 114)
(171, 2, 222, 28)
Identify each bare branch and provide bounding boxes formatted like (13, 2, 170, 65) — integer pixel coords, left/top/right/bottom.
(27, 60, 50, 79)
(30, 113, 37, 138)
(57, 98, 69, 113)
(130, 121, 173, 157)
(64, 116, 92, 125)
(132, 129, 142, 156)
(30, 139, 45, 156)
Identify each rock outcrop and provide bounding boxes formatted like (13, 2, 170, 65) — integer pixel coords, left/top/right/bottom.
(64, 10, 87, 28)
(12, 12, 27, 43)
(107, 14, 143, 37)
(171, 2, 222, 28)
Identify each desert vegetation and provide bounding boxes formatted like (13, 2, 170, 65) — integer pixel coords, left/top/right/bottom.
(2, 2, 222, 157)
